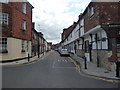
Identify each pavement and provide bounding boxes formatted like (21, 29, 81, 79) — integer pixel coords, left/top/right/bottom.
(69, 53, 120, 80)
(0, 52, 47, 67)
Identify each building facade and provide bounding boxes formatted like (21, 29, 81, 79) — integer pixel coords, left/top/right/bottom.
(32, 23, 49, 57)
(38, 32, 48, 55)
(32, 23, 38, 57)
(0, 1, 33, 62)
(60, 2, 120, 71)
(47, 42, 52, 51)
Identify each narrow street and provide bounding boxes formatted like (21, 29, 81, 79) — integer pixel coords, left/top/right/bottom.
(2, 51, 119, 88)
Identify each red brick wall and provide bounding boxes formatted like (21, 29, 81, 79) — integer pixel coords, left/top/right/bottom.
(12, 2, 32, 41)
(84, 3, 100, 33)
(84, 2, 119, 33)
(2, 2, 33, 41)
(99, 2, 119, 25)
(1, 3, 12, 37)
(62, 22, 76, 40)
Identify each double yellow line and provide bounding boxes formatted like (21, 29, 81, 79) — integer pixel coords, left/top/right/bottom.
(68, 57, 120, 83)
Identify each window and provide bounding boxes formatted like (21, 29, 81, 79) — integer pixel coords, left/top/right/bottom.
(0, 37, 7, 53)
(22, 20, 26, 33)
(0, 0, 8, 4)
(21, 40, 25, 52)
(91, 6, 94, 16)
(81, 19, 84, 26)
(22, 2, 26, 14)
(0, 12, 9, 25)
(88, 6, 94, 17)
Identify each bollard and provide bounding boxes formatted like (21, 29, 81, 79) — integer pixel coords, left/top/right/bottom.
(116, 61, 119, 77)
(97, 55, 99, 67)
(28, 53, 30, 62)
(38, 53, 39, 58)
(84, 57, 87, 69)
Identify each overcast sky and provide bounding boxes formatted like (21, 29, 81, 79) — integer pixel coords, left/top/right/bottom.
(28, 0, 91, 44)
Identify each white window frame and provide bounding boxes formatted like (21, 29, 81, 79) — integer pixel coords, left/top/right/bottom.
(0, 12, 9, 25)
(22, 2, 26, 14)
(81, 18, 84, 26)
(91, 6, 94, 16)
(89, 6, 94, 17)
(22, 20, 26, 31)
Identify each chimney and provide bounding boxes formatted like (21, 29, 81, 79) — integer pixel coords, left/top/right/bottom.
(78, 13, 82, 19)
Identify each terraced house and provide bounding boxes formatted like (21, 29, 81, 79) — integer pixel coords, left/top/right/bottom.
(0, 0, 34, 62)
(61, 2, 120, 71)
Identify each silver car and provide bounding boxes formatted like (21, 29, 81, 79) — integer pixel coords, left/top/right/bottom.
(59, 49, 69, 56)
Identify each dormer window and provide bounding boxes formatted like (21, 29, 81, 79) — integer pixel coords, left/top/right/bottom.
(22, 2, 26, 14)
(88, 6, 94, 17)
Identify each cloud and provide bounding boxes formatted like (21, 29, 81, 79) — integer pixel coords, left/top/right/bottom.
(28, 0, 91, 44)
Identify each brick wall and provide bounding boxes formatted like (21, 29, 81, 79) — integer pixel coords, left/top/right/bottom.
(84, 2, 119, 33)
(84, 3, 100, 33)
(12, 2, 33, 41)
(2, 3, 12, 37)
(99, 2, 119, 25)
(2, 2, 33, 41)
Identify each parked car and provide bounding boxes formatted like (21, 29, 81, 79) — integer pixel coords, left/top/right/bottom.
(55, 48, 58, 51)
(59, 49, 69, 56)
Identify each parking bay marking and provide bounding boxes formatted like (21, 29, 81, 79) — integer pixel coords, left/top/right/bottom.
(52, 60, 75, 69)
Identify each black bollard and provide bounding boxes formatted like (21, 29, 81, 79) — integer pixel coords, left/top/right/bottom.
(97, 55, 99, 67)
(116, 61, 119, 77)
(28, 53, 30, 62)
(84, 57, 87, 69)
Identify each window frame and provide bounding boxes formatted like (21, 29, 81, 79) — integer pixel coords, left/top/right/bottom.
(0, 12, 9, 25)
(22, 20, 26, 33)
(0, 37, 8, 53)
(22, 2, 27, 14)
(88, 5, 94, 17)
(21, 40, 25, 52)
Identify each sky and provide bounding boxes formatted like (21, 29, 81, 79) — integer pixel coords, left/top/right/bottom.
(27, 0, 91, 44)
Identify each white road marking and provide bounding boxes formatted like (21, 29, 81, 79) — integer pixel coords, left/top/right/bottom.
(63, 60, 65, 62)
(53, 66, 75, 69)
(65, 60, 67, 62)
(52, 61, 56, 68)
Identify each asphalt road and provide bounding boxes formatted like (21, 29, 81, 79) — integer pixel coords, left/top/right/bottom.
(2, 51, 119, 88)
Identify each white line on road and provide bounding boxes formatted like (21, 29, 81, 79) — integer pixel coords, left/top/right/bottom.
(52, 61, 56, 68)
(53, 66, 75, 69)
